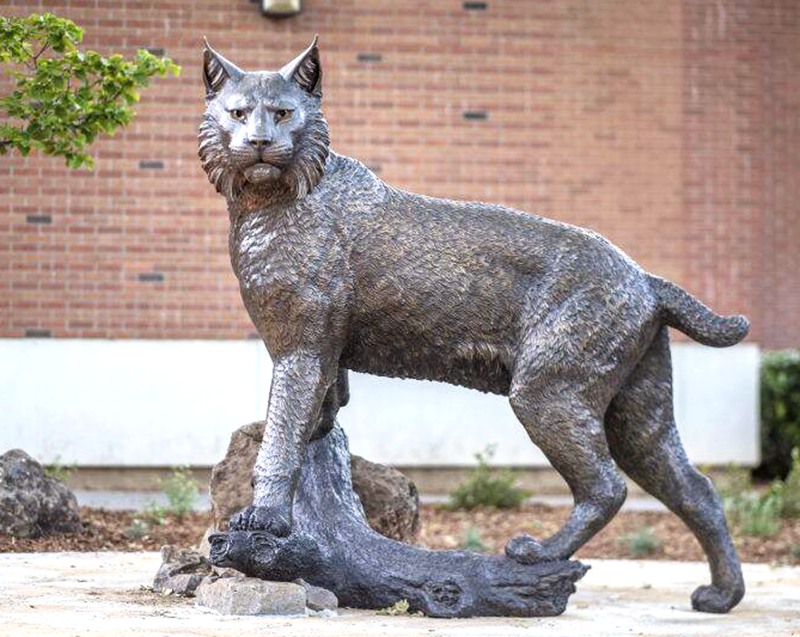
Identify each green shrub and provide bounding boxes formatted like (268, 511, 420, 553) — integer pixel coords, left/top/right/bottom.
(772, 447, 800, 519)
(619, 527, 662, 558)
(758, 350, 800, 480)
(448, 446, 529, 510)
(159, 466, 199, 518)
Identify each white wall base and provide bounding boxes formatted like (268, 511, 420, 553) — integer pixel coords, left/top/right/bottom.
(0, 338, 760, 467)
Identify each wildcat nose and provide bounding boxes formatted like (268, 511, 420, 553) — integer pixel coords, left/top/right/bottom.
(248, 137, 273, 149)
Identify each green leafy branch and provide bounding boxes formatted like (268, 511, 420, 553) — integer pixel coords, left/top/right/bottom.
(0, 12, 180, 168)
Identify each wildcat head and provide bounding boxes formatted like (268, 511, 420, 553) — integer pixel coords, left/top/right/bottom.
(198, 37, 330, 203)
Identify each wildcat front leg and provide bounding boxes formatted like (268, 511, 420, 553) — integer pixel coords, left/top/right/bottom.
(230, 352, 337, 535)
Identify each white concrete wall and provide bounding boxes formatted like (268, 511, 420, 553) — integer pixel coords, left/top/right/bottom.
(0, 339, 760, 467)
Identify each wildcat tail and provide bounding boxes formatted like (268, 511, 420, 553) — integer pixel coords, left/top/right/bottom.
(648, 275, 750, 347)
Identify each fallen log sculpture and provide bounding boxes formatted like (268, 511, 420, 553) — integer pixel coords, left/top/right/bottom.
(208, 424, 588, 618)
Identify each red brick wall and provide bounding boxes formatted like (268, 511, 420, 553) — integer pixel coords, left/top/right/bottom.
(1, 0, 798, 347)
(681, 0, 800, 350)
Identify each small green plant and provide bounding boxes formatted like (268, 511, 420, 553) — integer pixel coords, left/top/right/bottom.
(142, 502, 167, 526)
(722, 466, 783, 538)
(141, 466, 199, 524)
(159, 465, 199, 519)
(125, 518, 151, 539)
(461, 526, 488, 553)
(448, 446, 529, 510)
(619, 527, 663, 558)
(43, 455, 77, 482)
(377, 599, 410, 616)
(735, 492, 783, 537)
(790, 543, 800, 561)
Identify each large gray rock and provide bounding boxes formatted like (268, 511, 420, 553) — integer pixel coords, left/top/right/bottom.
(0, 449, 81, 538)
(195, 576, 306, 615)
(209, 421, 419, 542)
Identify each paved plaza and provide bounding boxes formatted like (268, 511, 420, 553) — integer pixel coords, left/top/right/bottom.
(1, 552, 797, 636)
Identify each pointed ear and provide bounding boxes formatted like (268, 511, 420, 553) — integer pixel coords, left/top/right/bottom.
(279, 35, 322, 97)
(203, 38, 244, 99)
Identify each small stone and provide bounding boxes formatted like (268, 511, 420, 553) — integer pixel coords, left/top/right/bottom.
(295, 578, 338, 611)
(0, 449, 81, 538)
(195, 576, 306, 615)
(153, 545, 214, 596)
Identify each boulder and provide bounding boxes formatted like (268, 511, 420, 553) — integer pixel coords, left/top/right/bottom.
(209, 421, 419, 542)
(208, 422, 263, 533)
(195, 576, 306, 615)
(351, 454, 420, 542)
(0, 449, 81, 538)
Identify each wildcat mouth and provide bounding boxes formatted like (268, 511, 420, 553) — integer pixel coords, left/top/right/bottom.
(243, 162, 282, 183)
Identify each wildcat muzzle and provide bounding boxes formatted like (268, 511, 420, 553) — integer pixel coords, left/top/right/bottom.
(244, 162, 282, 183)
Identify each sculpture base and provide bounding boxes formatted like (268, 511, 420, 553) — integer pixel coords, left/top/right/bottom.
(209, 425, 587, 618)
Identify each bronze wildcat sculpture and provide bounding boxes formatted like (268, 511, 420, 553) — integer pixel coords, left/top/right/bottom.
(199, 37, 748, 614)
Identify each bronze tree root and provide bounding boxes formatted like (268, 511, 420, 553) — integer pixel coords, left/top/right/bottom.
(209, 424, 587, 618)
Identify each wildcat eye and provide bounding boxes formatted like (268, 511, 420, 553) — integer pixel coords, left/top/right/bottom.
(229, 109, 247, 121)
(275, 109, 293, 123)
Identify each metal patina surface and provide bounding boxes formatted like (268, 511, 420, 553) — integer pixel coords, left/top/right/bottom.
(198, 37, 749, 615)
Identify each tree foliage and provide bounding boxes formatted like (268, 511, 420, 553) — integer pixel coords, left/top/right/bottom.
(0, 12, 179, 168)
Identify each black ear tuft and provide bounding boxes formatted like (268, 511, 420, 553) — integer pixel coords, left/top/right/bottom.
(279, 35, 322, 97)
(203, 38, 244, 99)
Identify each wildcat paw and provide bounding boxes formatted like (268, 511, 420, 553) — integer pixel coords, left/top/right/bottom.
(691, 583, 744, 614)
(229, 504, 292, 536)
(505, 534, 548, 564)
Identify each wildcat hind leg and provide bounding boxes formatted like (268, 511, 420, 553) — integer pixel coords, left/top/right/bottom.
(504, 336, 630, 561)
(504, 385, 628, 563)
(605, 327, 744, 613)
(503, 287, 658, 563)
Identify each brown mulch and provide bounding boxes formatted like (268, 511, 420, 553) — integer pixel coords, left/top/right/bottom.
(0, 508, 211, 553)
(2, 504, 799, 565)
(419, 504, 800, 564)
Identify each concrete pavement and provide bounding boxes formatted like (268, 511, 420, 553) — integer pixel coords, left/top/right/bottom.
(0, 552, 797, 636)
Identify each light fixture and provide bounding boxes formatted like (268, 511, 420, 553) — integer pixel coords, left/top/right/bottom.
(260, 0, 302, 18)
